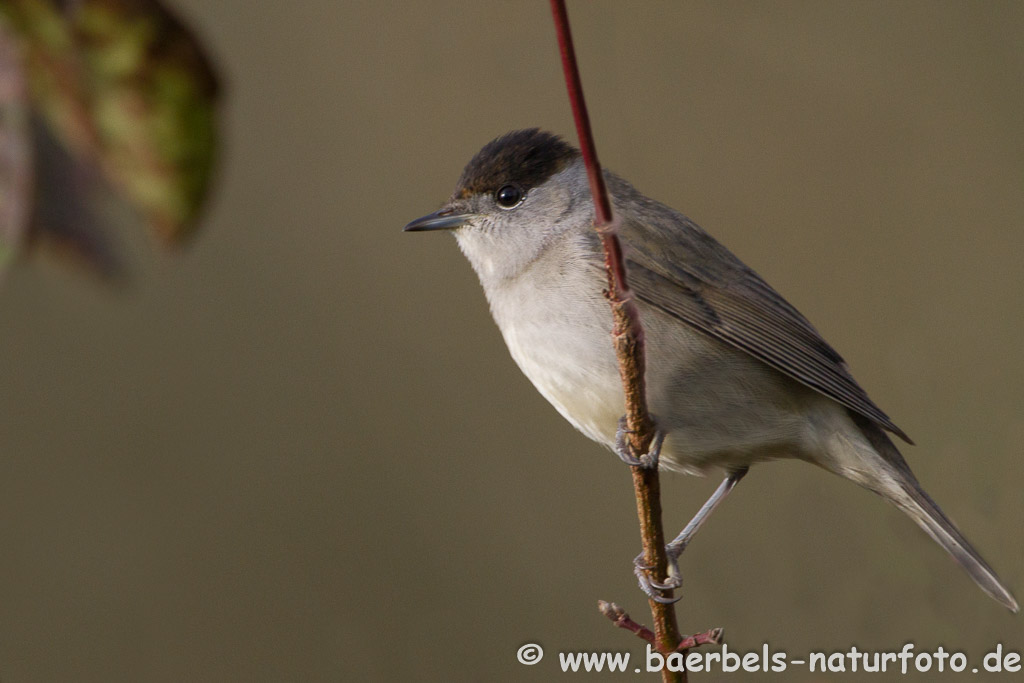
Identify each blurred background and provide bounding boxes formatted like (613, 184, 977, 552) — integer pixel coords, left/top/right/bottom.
(1, 1, 1022, 680)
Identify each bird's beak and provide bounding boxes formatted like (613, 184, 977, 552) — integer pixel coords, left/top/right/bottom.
(403, 208, 478, 232)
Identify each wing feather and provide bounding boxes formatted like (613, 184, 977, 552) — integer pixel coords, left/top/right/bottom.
(617, 210, 912, 444)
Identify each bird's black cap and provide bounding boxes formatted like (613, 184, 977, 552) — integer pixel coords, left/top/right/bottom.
(453, 129, 580, 199)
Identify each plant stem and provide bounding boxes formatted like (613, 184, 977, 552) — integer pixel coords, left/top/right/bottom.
(549, 2, 685, 680)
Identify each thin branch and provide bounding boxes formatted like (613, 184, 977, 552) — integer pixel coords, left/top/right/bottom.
(676, 628, 724, 652)
(599, 601, 723, 652)
(599, 600, 659, 646)
(548, 2, 687, 680)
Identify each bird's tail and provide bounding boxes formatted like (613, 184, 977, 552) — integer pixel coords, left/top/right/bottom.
(839, 415, 1018, 612)
(892, 474, 1018, 612)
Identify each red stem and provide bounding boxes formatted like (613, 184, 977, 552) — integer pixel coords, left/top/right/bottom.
(549, 2, 690, 681)
(549, 0, 614, 229)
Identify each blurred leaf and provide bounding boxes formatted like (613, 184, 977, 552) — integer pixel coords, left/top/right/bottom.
(29, 112, 125, 279)
(2, 0, 219, 248)
(0, 19, 32, 278)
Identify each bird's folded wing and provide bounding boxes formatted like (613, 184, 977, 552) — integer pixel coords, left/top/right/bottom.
(620, 214, 912, 444)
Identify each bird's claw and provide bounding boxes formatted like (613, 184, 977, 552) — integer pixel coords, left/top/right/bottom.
(646, 562, 683, 591)
(633, 551, 683, 603)
(632, 551, 653, 572)
(615, 417, 664, 470)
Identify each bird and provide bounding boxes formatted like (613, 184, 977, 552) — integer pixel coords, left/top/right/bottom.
(404, 128, 1017, 612)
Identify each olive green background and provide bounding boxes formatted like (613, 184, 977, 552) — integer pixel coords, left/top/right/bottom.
(1, 1, 1021, 681)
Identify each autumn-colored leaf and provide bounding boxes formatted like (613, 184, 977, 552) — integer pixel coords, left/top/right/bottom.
(2, 0, 219, 246)
(0, 18, 32, 277)
(29, 112, 125, 279)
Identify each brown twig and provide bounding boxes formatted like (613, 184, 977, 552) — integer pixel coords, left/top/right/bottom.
(548, 2, 686, 681)
(675, 628, 724, 651)
(599, 601, 723, 652)
(599, 600, 659, 646)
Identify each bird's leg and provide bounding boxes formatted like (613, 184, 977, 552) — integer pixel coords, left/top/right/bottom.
(635, 467, 749, 601)
(615, 416, 664, 470)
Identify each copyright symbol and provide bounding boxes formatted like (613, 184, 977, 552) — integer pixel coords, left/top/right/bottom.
(517, 643, 543, 665)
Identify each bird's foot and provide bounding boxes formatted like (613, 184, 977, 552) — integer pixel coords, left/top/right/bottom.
(615, 417, 664, 470)
(633, 550, 682, 604)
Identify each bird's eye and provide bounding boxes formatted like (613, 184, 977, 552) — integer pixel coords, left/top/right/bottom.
(495, 185, 524, 209)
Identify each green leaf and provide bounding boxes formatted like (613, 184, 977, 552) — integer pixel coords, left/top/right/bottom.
(3, 0, 219, 246)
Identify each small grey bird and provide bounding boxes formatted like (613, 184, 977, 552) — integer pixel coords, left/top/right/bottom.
(404, 128, 1017, 612)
